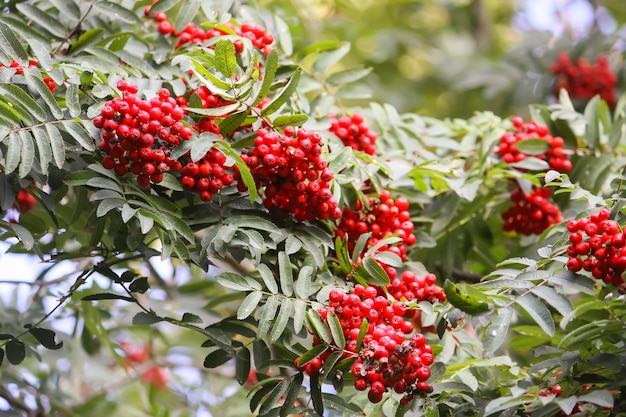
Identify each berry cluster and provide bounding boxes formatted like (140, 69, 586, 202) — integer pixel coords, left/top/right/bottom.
(336, 190, 415, 261)
(385, 270, 446, 307)
(296, 286, 434, 404)
(236, 127, 341, 221)
(179, 148, 235, 202)
(1, 59, 56, 93)
(328, 112, 378, 155)
(502, 186, 563, 236)
(550, 52, 617, 108)
(120, 341, 169, 390)
(497, 116, 572, 173)
(93, 81, 193, 187)
(565, 208, 625, 286)
(14, 189, 37, 213)
(145, 5, 274, 54)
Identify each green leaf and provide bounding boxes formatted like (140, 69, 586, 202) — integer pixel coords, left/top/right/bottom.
(27, 327, 63, 350)
(93, 2, 141, 24)
(258, 295, 280, 337)
(260, 68, 301, 116)
(5, 339, 25, 365)
(356, 317, 368, 351)
(310, 374, 324, 415)
(253, 339, 271, 369)
(86, 177, 122, 193)
(312, 41, 350, 75)
(62, 120, 95, 151)
(174, 0, 200, 34)
(190, 132, 219, 162)
(217, 272, 262, 292)
(530, 286, 573, 317)
(280, 372, 303, 417)
(17, 129, 34, 179)
(203, 348, 233, 368)
(26, 39, 52, 71)
(68, 28, 105, 54)
(129, 277, 150, 294)
(577, 390, 614, 408)
(273, 14, 292, 56)
(5, 131, 21, 174)
(45, 124, 65, 168)
(272, 113, 308, 129)
(483, 307, 513, 353)
(236, 346, 252, 385)
(66, 83, 81, 118)
(24, 69, 63, 119)
(327, 310, 346, 348)
(0, 347, 4, 366)
(32, 126, 52, 176)
(327, 65, 372, 87)
(278, 251, 293, 297)
(212, 141, 257, 203)
(306, 309, 332, 344)
(237, 291, 263, 320)
(15, 4, 67, 38)
(217, 110, 248, 137)
(295, 344, 327, 367)
(0, 21, 28, 60)
(215, 39, 237, 78)
(148, 0, 179, 13)
(443, 280, 492, 315)
(294, 265, 313, 299)
(361, 256, 390, 286)
(0, 83, 47, 122)
(259, 379, 290, 415)
(9, 223, 34, 250)
(513, 138, 550, 156)
(132, 312, 163, 325)
(253, 49, 279, 106)
(270, 298, 293, 343)
(82, 293, 135, 302)
(515, 293, 555, 336)
(258, 263, 278, 294)
(181, 312, 202, 323)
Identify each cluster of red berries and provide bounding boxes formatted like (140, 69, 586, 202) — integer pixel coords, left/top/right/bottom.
(236, 127, 341, 221)
(565, 208, 625, 286)
(145, 5, 274, 54)
(14, 189, 37, 213)
(93, 81, 193, 187)
(296, 285, 434, 404)
(497, 116, 572, 173)
(120, 341, 168, 390)
(2, 59, 56, 93)
(502, 186, 563, 236)
(328, 112, 378, 155)
(550, 52, 617, 108)
(336, 190, 415, 261)
(180, 148, 235, 202)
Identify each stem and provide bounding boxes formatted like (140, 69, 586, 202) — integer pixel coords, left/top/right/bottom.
(52, 0, 98, 56)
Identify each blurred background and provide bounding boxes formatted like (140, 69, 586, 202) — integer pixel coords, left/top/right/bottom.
(260, 0, 626, 118)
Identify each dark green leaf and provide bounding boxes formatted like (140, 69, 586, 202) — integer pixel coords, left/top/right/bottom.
(174, 0, 200, 34)
(443, 280, 492, 315)
(272, 113, 308, 128)
(0, 347, 4, 366)
(213, 141, 257, 202)
(182, 312, 203, 323)
(356, 318, 368, 351)
(132, 312, 163, 325)
(577, 390, 614, 408)
(327, 310, 346, 348)
(253, 49, 279, 106)
(514, 138, 550, 156)
(69, 28, 105, 54)
(260, 68, 301, 116)
(5, 339, 25, 365)
(310, 374, 324, 415)
(129, 277, 150, 294)
(306, 309, 332, 344)
(236, 347, 251, 385)
(259, 379, 290, 415)
(253, 339, 271, 369)
(28, 327, 63, 350)
(203, 348, 233, 368)
(9, 223, 34, 250)
(218, 110, 249, 136)
(280, 373, 303, 417)
(82, 293, 135, 302)
(361, 256, 390, 286)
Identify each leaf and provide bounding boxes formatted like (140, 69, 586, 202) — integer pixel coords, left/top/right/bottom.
(32, 126, 52, 176)
(217, 110, 248, 137)
(443, 280, 492, 315)
(253, 49, 279, 106)
(65, 83, 81, 118)
(0, 21, 28, 60)
(236, 347, 251, 385)
(148, 0, 179, 13)
(514, 138, 550, 155)
(515, 293, 555, 336)
(483, 307, 513, 353)
(278, 251, 294, 297)
(294, 265, 313, 299)
(93, 2, 141, 24)
(214, 39, 237, 78)
(361, 256, 390, 286)
(272, 113, 308, 129)
(549, 271, 596, 295)
(530, 286, 573, 317)
(9, 223, 34, 250)
(217, 272, 262, 292)
(312, 41, 350, 74)
(259, 379, 290, 415)
(174, 0, 200, 34)
(203, 348, 233, 368)
(0, 347, 4, 366)
(306, 309, 332, 344)
(15, 4, 67, 37)
(273, 14, 292, 56)
(280, 372, 303, 417)
(68, 28, 105, 54)
(26, 39, 52, 71)
(82, 293, 135, 302)
(132, 312, 163, 325)
(327, 65, 373, 87)
(257, 263, 278, 294)
(5, 339, 25, 365)
(24, 69, 63, 119)
(129, 277, 150, 294)
(190, 131, 219, 162)
(27, 327, 63, 350)
(296, 344, 327, 367)
(258, 295, 280, 337)
(237, 291, 263, 320)
(310, 374, 324, 416)
(18, 129, 34, 179)
(327, 310, 346, 348)
(45, 124, 65, 168)
(260, 68, 301, 116)
(0, 83, 47, 122)
(356, 317, 368, 351)
(292, 300, 307, 334)
(212, 141, 257, 203)
(62, 120, 95, 151)
(253, 339, 271, 369)
(270, 298, 293, 343)
(577, 390, 614, 408)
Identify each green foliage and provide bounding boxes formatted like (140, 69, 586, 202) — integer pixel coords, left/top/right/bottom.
(0, 1, 624, 417)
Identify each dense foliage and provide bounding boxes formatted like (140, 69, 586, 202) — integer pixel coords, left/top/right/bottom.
(0, 1, 625, 416)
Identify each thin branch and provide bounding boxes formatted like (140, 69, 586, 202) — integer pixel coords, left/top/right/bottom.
(52, 0, 98, 56)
